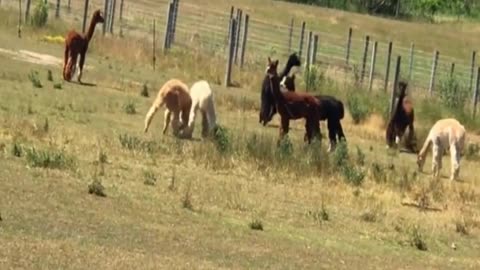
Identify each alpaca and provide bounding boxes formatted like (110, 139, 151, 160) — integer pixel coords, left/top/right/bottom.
(181, 80, 217, 139)
(417, 118, 466, 181)
(63, 9, 104, 83)
(144, 79, 192, 137)
(386, 81, 417, 152)
(260, 52, 301, 124)
(265, 57, 321, 144)
(282, 75, 346, 152)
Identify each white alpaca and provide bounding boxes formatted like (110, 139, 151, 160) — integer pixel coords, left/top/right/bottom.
(181, 80, 217, 138)
(417, 118, 466, 181)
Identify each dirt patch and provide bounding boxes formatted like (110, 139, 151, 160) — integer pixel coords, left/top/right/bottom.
(0, 48, 62, 67)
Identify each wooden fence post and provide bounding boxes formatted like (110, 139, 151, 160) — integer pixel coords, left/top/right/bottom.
(163, 2, 173, 52)
(234, 9, 242, 65)
(384, 41, 393, 92)
(119, 0, 124, 37)
(226, 6, 234, 45)
(288, 18, 293, 53)
(18, 0, 22, 38)
(408, 42, 414, 81)
(360, 35, 370, 84)
(171, 0, 180, 44)
(428, 50, 439, 95)
(82, 0, 89, 33)
(152, 19, 156, 70)
(368, 41, 378, 91)
(470, 51, 476, 93)
(298, 21, 305, 58)
(103, 0, 109, 35)
(25, 0, 31, 22)
(305, 31, 313, 92)
(225, 18, 237, 87)
(311, 34, 318, 64)
(109, 0, 117, 34)
(240, 14, 249, 69)
(390, 55, 401, 116)
(473, 67, 480, 118)
(346, 27, 352, 65)
(450, 62, 455, 77)
(55, 0, 60, 18)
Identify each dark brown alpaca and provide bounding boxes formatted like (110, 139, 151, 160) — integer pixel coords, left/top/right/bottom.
(386, 81, 417, 152)
(265, 58, 321, 144)
(63, 10, 104, 83)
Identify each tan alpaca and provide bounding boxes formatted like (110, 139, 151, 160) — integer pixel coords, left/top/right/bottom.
(144, 79, 192, 136)
(417, 118, 466, 181)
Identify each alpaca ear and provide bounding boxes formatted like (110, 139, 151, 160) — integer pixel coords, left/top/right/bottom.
(267, 57, 271, 64)
(274, 60, 279, 67)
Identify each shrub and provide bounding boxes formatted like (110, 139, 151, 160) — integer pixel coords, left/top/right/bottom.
(118, 133, 157, 153)
(182, 182, 193, 211)
(11, 142, 23, 157)
(143, 170, 156, 186)
(276, 135, 294, 161)
(53, 83, 62, 90)
(332, 140, 349, 168)
(304, 65, 325, 92)
(47, 70, 53, 81)
(438, 75, 468, 110)
(464, 143, 480, 161)
(123, 101, 136, 114)
(346, 92, 369, 124)
(212, 125, 231, 154)
(30, 0, 49, 28)
(409, 225, 428, 251)
(28, 71, 43, 88)
(341, 165, 365, 186)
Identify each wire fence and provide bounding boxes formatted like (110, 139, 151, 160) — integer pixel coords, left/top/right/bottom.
(2, 0, 479, 101)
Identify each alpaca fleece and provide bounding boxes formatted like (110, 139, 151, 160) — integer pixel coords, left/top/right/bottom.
(417, 118, 466, 181)
(182, 80, 217, 138)
(144, 79, 192, 136)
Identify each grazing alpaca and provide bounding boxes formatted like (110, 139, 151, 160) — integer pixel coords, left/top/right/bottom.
(144, 79, 192, 137)
(182, 80, 218, 139)
(265, 57, 321, 144)
(63, 9, 104, 83)
(417, 118, 466, 181)
(386, 81, 417, 152)
(282, 75, 346, 152)
(259, 52, 301, 125)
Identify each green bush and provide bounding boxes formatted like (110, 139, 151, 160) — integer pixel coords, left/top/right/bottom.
(212, 125, 231, 154)
(30, 0, 49, 28)
(25, 147, 75, 170)
(438, 75, 468, 110)
(347, 92, 370, 124)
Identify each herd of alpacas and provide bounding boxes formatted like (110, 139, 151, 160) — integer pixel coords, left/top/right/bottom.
(62, 9, 467, 182)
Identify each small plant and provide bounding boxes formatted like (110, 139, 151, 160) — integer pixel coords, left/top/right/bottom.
(28, 71, 43, 88)
(455, 217, 470, 236)
(27, 104, 34, 115)
(304, 65, 324, 92)
(438, 75, 468, 110)
(409, 225, 428, 251)
(11, 142, 22, 157)
(47, 70, 53, 81)
(249, 219, 264, 231)
(212, 125, 231, 154)
(53, 83, 62, 90)
(308, 201, 329, 223)
(168, 166, 176, 191)
(123, 101, 136, 115)
(30, 0, 49, 28)
(88, 179, 107, 197)
(43, 118, 49, 133)
(143, 170, 156, 186)
(182, 182, 193, 211)
(355, 146, 365, 166)
(464, 143, 480, 161)
(346, 92, 369, 124)
(98, 150, 108, 164)
(118, 133, 157, 153)
(332, 140, 349, 168)
(25, 147, 75, 170)
(276, 135, 293, 160)
(140, 83, 149, 97)
(341, 165, 365, 186)
(360, 202, 384, 223)
(371, 162, 387, 183)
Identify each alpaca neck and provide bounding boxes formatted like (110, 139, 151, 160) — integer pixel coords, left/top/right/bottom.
(85, 18, 99, 43)
(268, 75, 285, 105)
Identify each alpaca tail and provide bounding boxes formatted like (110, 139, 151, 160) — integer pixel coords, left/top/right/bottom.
(144, 97, 165, 133)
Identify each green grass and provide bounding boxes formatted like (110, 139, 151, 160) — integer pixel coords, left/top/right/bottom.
(0, 6, 480, 270)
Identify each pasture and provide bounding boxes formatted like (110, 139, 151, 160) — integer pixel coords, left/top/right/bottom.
(0, 1, 480, 269)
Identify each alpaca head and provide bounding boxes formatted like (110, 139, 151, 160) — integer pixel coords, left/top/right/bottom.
(397, 80, 408, 97)
(92, 10, 105, 24)
(286, 52, 301, 70)
(266, 57, 279, 79)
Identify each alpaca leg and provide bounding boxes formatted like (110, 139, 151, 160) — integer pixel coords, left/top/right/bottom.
(171, 112, 181, 137)
(77, 51, 86, 83)
(278, 117, 289, 145)
(327, 119, 337, 152)
(450, 142, 461, 181)
(63, 46, 69, 80)
(432, 141, 442, 179)
(201, 110, 209, 138)
(162, 109, 172, 135)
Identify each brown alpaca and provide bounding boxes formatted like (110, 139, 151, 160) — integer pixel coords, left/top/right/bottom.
(63, 9, 104, 83)
(144, 79, 192, 137)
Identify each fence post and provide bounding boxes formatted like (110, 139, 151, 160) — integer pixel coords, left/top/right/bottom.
(305, 31, 313, 92)
(428, 50, 439, 95)
(470, 51, 476, 94)
(67, 0, 71, 13)
(384, 41, 393, 92)
(152, 19, 156, 70)
(311, 34, 318, 64)
(18, 0, 22, 38)
(298, 21, 305, 58)
(240, 14, 249, 69)
(55, 0, 60, 18)
(163, 2, 173, 52)
(287, 18, 294, 53)
(82, 0, 89, 33)
(360, 35, 370, 84)
(226, 6, 234, 45)
(450, 62, 455, 77)
(25, 0, 31, 22)
(225, 18, 237, 87)
(390, 55, 401, 116)
(103, 0, 109, 35)
(368, 41, 378, 91)
(408, 42, 414, 81)
(119, 0, 124, 37)
(171, 0, 180, 45)
(234, 9, 242, 65)
(473, 67, 480, 118)
(109, 0, 117, 34)
(346, 27, 352, 65)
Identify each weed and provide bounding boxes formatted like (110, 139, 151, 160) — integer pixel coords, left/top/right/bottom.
(308, 201, 330, 223)
(11, 142, 22, 157)
(98, 150, 108, 164)
(30, 0, 48, 28)
(53, 83, 62, 90)
(409, 225, 428, 251)
(249, 219, 264, 231)
(438, 75, 468, 110)
(355, 146, 365, 166)
(212, 124, 231, 154)
(123, 101, 137, 115)
(143, 170, 156, 186)
(28, 71, 43, 88)
(168, 166, 176, 191)
(360, 202, 384, 223)
(47, 70, 53, 81)
(43, 118, 49, 133)
(371, 162, 387, 183)
(88, 179, 107, 197)
(464, 143, 480, 161)
(341, 165, 365, 186)
(182, 182, 193, 211)
(305, 65, 324, 92)
(118, 133, 157, 153)
(140, 83, 149, 97)
(455, 217, 470, 236)
(25, 147, 75, 170)
(276, 135, 294, 160)
(332, 140, 349, 168)
(346, 92, 369, 124)
(27, 104, 34, 115)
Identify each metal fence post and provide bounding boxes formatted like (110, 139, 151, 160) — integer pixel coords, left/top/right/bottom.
(225, 18, 237, 87)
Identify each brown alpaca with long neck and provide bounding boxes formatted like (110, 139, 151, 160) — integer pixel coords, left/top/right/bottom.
(63, 10, 104, 83)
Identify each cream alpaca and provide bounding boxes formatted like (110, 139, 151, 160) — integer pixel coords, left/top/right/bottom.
(182, 80, 217, 138)
(143, 79, 192, 136)
(417, 118, 466, 181)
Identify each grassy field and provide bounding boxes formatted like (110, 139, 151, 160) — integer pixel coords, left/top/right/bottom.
(0, 4, 480, 270)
